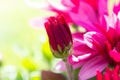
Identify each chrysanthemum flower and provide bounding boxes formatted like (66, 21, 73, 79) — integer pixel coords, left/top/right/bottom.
(97, 65, 120, 80)
(44, 15, 73, 58)
(27, 0, 108, 31)
(67, 10, 120, 80)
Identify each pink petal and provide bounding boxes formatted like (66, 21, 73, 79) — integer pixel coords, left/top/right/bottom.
(69, 1, 98, 31)
(96, 71, 103, 80)
(61, 0, 75, 8)
(73, 44, 95, 55)
(79, 56, 108, 80)
(109, 49, 120, 62)
(113, 2, 120, 14)
(68, 54, 91, 64)
(118, 11, 120, 19)
(47, 0, 70, 11)
(55, 59, 86, 71)
(98, 0, 108, 17)
(104, 13, 117, 30)
(84, 0, 98, 11)
(29, 17, 47, 29)
(72, 60, 86, 69)
(84, 31, 106, 51)
(55, 61, 66, 71)
(72, 37, 95, 59)
(116, 12, 120, 35)
(72, 32, 84, 40)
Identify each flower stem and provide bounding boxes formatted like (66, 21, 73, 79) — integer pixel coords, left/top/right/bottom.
(63, 58, 74, 80)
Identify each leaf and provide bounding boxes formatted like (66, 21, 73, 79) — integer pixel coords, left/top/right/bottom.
(41, 70, 66, 80)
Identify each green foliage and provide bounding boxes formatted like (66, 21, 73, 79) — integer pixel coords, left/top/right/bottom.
(0, 0, 53, 79)
(42, 41, 53, 63)
(16, 71, 23, 80)
(21, 58, 38, 72)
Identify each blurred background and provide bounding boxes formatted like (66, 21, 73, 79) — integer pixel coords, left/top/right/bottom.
(0, 0, 57, 80)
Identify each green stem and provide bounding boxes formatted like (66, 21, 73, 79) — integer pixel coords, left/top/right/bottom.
(63, 58, 74, 80)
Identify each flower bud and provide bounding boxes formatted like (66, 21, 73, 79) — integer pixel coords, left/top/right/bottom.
(44, 15, 73, 58)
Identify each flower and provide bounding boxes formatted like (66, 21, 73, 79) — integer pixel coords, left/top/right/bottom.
(44, 15, 73, 58)
(27, 0, 108, 31)
(67, 0, 108, 31)
(96, 65, 120, 80)
(67, 11, 120, 80)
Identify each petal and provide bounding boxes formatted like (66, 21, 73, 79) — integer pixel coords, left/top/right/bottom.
(61, 0, 75, 8)
(44, 21, 57, 51)
(68, 54, 91, 64)
(73, 44, 94, 55)
(72, 32, 84, 40)
(113, 2, 120, 14)
(70, 57, 87, 69)
(104, 13, 120, 44)
(79, 56, 108, 80)
(29, 17, 47, 29)
(84, 0, 98, 11)
(116, 12, 120, 35)
(104, 12, 117, 30)
(84, 31, 106, 52)
(72, 60, 86, 69)
(109, 49, 120, 62)
(55, 61, 66, 71)
(69, 1, 98, 31)
(73, 37, 95, 55)
(118, 11, 120, 19)
(55, 58, 86, 71)
(96, 71, 103, 80)
(47, 0, 70, 11)
(113, 65, 120, 80)
(98, 0, 108, 17)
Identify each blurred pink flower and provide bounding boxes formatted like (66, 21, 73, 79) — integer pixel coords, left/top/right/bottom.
(67, 11, 120, 80)
(97, 65, 120, 80)
(27, 0, 108, 31)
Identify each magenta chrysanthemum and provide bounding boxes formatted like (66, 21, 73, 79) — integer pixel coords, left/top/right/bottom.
(28, 0, 108, 31)
(97, 65, 120, 80)
(44, 15, 73, 58)
(68, 10, 120, 80)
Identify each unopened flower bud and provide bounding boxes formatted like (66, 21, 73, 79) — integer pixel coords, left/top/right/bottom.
(44, 15, 73, 58)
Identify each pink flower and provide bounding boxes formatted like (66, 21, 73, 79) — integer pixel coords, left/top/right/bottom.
(96, 65, 120, 80)
(68, 11, 120, 80)
(69, 0, 108, 31)
(44, 15, 73, 58)
(27, 0, 108, 31)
